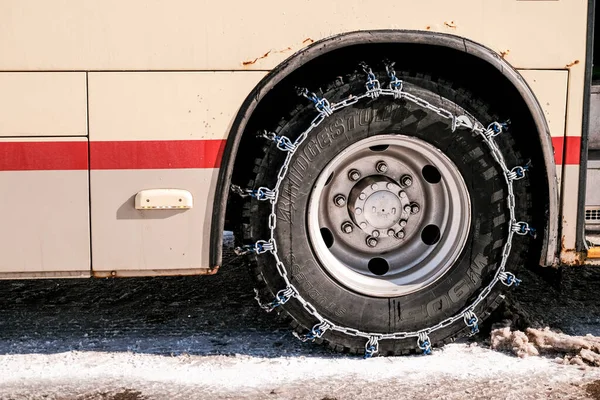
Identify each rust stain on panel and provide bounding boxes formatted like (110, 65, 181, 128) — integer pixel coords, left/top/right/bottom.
(444, 21, 457, 29)
(560, 246, 586, 266)
(560, 250, 585, 265)
(242, 46, 293, 65)
(242, 38, 314, 66)
(500, 49, 510, 59)
(207, 266, 220, 275)
(565, 60, 580, 68)
(559, 234, 586, 266)
(242, 50, 274, 66)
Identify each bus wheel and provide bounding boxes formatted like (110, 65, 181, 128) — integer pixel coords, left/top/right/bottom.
(240, 66, 533, 356)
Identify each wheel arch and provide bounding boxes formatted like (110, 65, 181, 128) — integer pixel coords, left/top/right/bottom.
(210, 30, 559, 269)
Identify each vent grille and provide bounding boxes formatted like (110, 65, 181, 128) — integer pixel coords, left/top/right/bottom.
(586, 207, 600, 221)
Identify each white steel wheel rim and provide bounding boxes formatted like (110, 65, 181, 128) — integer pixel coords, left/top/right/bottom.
(306, 134, 472, 297)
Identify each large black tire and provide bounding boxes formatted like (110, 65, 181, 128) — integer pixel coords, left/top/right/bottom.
(242, 70, 533, 355)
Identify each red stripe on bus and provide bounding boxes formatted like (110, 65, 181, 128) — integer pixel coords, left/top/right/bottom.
(89, 140, 225, 169)
(0, 137, 582, 170)
(0, 141, 88, 171)
(0, 140, 225, 171)
(552, 136, 581, 165)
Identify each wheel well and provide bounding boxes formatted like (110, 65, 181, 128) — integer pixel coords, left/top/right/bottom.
(213, 31, 558, 268)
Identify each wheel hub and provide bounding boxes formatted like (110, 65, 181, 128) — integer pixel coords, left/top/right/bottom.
(307, 134, 471, 297)
(349, 176, 411, 234)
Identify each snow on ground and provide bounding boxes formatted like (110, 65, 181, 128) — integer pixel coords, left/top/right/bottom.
(0, 233, 598, 399)
(1, 344, 599, 399)
(492, 326, 600, 366)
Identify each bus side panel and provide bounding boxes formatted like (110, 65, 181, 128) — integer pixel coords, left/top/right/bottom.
(0, 1, 587, 72)
(520, 70, 579, 262)
(87, 72, 264, 273)
(0, 138, 90, 277)
(0, 72, 87, 137)
(90, 168, 218, 273)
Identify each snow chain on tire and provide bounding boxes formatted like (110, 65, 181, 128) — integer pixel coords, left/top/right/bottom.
(233, 61, 535, 358)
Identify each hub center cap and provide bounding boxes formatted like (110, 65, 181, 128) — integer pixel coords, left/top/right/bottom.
(363, 191, 402, 228)
(349, 176, 410, 232)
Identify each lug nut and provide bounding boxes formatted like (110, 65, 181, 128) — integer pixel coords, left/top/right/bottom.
(342, 222, 354, 234)
(401, 175, 413, 187)
(404, 205, 412, 213)
(349, 169, 361, 181)
(372, 230, 380, 238)
(399, 191, 407, 199)
(356, 208, 363, 215)
(359, 192, 367, 200)
(386, 183, 394, 190)
(399, 219, 407, 227)
(334, 194, 346, 207)
(411, 203, 420, 214)
(395, 230, 406, 239)
(360, 222, 368, 229)
(387, 229, 396, 237)
(376, 161, 388, 173)
(366, 236, 378, 247)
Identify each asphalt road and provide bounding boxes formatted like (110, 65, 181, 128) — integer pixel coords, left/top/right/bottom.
(0, 233, 317, 358)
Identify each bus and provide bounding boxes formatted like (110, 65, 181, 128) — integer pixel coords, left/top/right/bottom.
(0, 0, 596, 357)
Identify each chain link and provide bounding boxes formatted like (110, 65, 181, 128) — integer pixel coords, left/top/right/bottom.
(234, 239, 274, 256)
(360, 62, 382, 99)
(417, 332, 432, 355)
(293, 321, 332, 342)
(463, 310, 479, 336)
(384, 61, 403, 93)
(364, 335, 381, 358)
(507, 165, 528, 181)
(298, 88, 334, 116)
(261, 130, 297, 152)
(255, 286, 297, 312)
(512, 221, 537, 237)
(230, 184, 275, 201)
(499, 271, 522, 287)
(247, 65, 533, 356)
